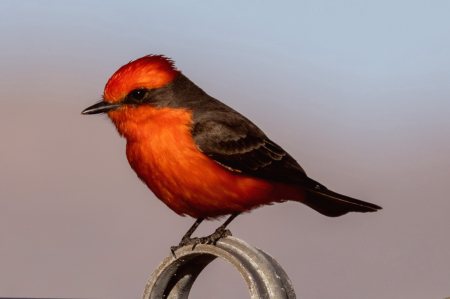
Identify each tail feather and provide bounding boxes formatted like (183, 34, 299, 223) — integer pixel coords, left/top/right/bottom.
(303, 187, 382, 217)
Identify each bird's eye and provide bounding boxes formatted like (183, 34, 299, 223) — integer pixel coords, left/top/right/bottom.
(129, 89, 147, 101)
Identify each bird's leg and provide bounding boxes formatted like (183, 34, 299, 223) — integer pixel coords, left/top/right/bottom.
(213, 210, 241, 239)
(193, 211, 242, 249)
(170, 212, 242, 255)
(180, 217, 204, 243)
(171, 217, 204, 256)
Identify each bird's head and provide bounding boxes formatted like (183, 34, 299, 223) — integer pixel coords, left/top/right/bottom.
(82, 55, 180, 115)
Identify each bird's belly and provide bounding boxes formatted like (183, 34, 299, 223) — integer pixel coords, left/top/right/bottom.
(125, 133, 285, 218)
(120, 107, 304, 219)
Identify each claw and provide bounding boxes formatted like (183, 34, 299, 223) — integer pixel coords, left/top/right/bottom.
(170, 211, 242, 256)
(171, 226, 233, 255)
(170, 247, 177, 258)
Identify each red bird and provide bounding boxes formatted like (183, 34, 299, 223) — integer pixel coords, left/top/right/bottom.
(82, 55, 381, 252)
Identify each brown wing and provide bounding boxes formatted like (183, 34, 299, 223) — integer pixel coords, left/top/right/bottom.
(192, 115, 321, 189)
(192, 116, 381, 217)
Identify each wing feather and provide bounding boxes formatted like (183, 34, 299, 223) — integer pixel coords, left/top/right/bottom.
(192, 117, 317, 187)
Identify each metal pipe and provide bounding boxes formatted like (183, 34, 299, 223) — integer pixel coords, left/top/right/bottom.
(142, 236, 296, 299)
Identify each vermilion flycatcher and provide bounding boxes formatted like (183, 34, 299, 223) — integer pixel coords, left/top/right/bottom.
(82, 55, 381, 252)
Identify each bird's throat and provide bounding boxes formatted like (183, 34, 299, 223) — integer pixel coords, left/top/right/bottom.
(107, 105, 194, 141)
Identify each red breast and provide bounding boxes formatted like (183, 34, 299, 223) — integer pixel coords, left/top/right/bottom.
(108, 103, 302, 218)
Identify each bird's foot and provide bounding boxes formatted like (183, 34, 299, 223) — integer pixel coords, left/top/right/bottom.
(194, 227, 232, 248)
(170, 226, 232, 257)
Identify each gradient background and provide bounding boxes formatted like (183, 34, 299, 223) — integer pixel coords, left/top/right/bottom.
(1, 1, 449, 298)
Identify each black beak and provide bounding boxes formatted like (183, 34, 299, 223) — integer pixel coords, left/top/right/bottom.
(81, 101, 120, 115)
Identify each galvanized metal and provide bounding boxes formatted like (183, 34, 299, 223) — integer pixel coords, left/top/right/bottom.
(142, 236, 296, 299)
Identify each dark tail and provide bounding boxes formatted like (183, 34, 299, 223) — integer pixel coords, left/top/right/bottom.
(303, 186, 382, 217)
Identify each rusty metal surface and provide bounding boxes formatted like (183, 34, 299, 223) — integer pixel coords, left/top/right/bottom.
(142, 236, 296, 299)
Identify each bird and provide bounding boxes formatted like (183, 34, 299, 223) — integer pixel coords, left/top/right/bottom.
(82, 55, 382, 253)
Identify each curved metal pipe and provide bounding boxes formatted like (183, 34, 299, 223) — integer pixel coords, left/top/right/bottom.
(142, 237, 296, 299)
